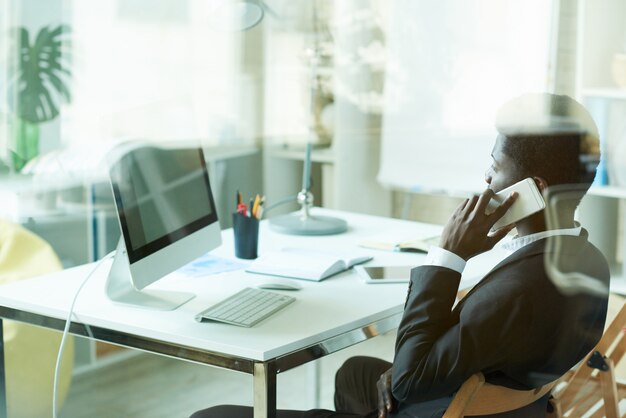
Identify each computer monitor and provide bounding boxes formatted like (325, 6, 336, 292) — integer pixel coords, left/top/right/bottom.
(105, 143, 221, 310)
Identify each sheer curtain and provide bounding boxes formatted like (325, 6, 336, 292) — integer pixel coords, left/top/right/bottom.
(378, 0, 557, 193)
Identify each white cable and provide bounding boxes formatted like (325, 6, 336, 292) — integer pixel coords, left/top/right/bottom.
(52, 251, 115, 418)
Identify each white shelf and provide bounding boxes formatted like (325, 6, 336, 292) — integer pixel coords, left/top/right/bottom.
(203, 144, 260, 161)
(266, 146, 335, 164)
(581, 88, 626, 100)
(588, 185, 626, 199)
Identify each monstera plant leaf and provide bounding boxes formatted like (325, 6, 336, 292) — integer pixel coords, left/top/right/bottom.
(14, 25, 71, 124)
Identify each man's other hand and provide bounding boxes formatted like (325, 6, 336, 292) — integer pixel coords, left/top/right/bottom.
(439, 189, 517, 260)
(377, 368, 395, 418)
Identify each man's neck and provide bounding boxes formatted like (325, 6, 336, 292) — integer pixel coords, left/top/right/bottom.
(515, 212, 576, 237)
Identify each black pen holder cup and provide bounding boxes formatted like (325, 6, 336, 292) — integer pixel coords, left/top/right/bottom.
(232, 213, 259, 259)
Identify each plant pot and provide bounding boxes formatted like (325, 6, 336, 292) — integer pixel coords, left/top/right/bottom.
(11, 118, 39, 172)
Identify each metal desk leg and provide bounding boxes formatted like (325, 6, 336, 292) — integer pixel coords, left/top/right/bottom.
(253, 362, 277, 418)
(307, 360, 321, 408)
(0, 320, 6, 418)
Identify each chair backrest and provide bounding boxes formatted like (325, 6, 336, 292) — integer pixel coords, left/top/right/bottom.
(550, 296, 626, 418)
(443, 373, 558, 418)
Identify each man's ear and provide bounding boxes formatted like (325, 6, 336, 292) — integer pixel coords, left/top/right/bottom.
(532, 176, 548, 193)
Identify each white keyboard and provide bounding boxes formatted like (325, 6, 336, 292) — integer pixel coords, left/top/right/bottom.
(195, 287, 296, 327)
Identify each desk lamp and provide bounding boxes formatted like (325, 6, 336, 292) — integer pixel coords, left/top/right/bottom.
(269, 143, 347, 235)
(211, 0, 275, 31)
(214, 0, 345, 234)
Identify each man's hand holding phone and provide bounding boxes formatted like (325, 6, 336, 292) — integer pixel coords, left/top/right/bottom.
(439, 189, 518, 261)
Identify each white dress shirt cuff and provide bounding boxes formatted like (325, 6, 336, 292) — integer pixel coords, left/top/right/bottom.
(424, 246, 466, 274)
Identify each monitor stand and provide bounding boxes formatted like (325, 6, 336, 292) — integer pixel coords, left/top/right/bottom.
(105, 240, 195, 311)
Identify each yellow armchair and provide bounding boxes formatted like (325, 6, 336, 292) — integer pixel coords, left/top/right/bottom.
(0, 219, 74, 418)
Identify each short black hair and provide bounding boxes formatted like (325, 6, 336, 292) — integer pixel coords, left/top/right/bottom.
(501, 133, 598, 189)
(496, 93, 600, 191)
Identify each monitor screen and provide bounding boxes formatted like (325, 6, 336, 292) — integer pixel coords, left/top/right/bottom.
(110, 146, 218, 264)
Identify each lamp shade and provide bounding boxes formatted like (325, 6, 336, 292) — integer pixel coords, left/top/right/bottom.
(211, 0, 265, 31)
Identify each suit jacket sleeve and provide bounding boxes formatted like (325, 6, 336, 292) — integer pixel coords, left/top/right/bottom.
(391, 264, 532, 404)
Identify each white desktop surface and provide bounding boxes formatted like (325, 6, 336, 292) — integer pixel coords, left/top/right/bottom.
(0, 210, 418, 359)
(0, 208, 512, 418)
(0, 209, 505, 362)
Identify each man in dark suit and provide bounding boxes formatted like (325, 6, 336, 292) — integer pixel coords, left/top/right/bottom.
(190, 93, 610, 418)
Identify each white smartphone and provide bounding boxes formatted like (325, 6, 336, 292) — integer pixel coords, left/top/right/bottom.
(355, 265, 413, 284)
(486, 178, 546, 229)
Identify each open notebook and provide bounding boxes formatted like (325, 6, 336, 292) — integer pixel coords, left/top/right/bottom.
(359, 233, 441, 253)
(246, 247, 373, 281)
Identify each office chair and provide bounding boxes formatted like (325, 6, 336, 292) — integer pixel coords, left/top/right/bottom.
(442, 372, 558, 418)
(0, 219, 74, 418)
(549, 296, 626, 418)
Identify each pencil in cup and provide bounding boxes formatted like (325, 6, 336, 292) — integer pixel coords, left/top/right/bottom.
(254, 196, 265, 219)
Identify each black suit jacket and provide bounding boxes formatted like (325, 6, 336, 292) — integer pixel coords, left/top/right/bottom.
(391, 229, 610, 417)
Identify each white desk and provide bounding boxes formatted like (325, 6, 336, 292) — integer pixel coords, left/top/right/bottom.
(0, 209, 502, 418)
